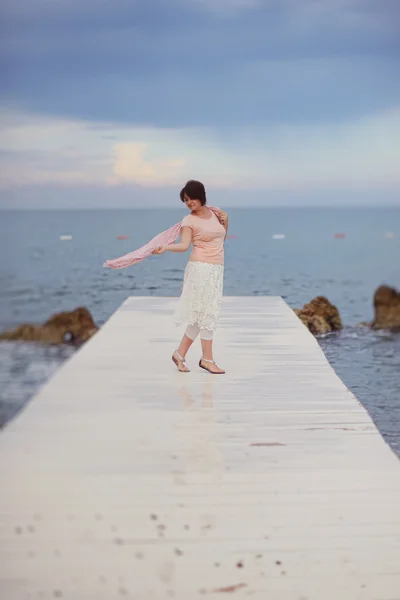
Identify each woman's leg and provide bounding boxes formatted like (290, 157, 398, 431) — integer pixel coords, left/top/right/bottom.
(200, 329, 225, 374)
(173, 324, 200, 372)
(178, 324, 199, 356)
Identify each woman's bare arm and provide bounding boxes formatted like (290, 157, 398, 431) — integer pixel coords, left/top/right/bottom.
(152, 226, 192, 254)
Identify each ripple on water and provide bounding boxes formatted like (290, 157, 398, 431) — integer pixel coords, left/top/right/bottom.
(0, 342, 74, 428)
(319, 327, 400, 456)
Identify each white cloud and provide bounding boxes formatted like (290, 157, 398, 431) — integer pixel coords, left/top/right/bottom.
(112, 142, 186, 185)
(0, 106, 399, 198)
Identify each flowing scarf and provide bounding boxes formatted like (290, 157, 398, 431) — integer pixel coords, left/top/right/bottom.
(103, 206, 221, 270)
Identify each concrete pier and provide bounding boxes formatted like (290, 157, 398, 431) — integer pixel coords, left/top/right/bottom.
(1, 296, 400, 599)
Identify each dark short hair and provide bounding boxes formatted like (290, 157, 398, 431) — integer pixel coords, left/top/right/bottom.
(180, 180, 207, 206)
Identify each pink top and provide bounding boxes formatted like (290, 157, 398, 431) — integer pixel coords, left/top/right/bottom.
(182, 210, 225, 265)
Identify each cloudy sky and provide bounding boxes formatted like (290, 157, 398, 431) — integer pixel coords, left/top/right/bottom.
(1, 0, 399, 208)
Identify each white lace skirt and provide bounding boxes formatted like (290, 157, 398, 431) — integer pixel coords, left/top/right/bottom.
(174, 261, 224, 332)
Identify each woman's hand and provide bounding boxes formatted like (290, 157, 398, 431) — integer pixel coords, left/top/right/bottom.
(152, 246, 167, 255)
(215, 209, 228, 226)
(214, 208, 229, 239)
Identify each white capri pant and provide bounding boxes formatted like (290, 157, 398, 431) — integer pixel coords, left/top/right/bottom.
(185, 323, 214, 341)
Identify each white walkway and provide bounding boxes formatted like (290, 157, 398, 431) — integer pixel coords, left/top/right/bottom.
(1, 297, 400, 600)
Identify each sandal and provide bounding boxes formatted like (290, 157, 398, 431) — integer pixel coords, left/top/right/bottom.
(199, 358, 225, 375)
(172, 350, 190, 373)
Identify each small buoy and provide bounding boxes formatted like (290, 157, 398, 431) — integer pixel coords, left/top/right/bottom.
(60, 235, 72, 241)
(116, 235, 129, 240)
(334, 233, 346, 239)
(272, 234, 285, 240)
(384, 232, 395, 239)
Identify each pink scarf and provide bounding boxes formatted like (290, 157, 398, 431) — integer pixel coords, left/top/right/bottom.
(104, 206, 221, 270)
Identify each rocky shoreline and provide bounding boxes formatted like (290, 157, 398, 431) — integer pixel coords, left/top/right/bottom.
(0, 285, 399, 344)
(295, 285, 400, 336)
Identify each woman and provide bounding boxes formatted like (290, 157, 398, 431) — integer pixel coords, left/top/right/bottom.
(152, 180, 228, 374)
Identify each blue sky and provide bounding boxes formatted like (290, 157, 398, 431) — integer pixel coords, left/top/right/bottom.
(1, 0, 399, 208)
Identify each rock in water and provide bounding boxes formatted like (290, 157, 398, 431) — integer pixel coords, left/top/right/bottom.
(0, 307, 98, 345)
(371, 285, 400, 330)
(294, 296, 343, 336)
